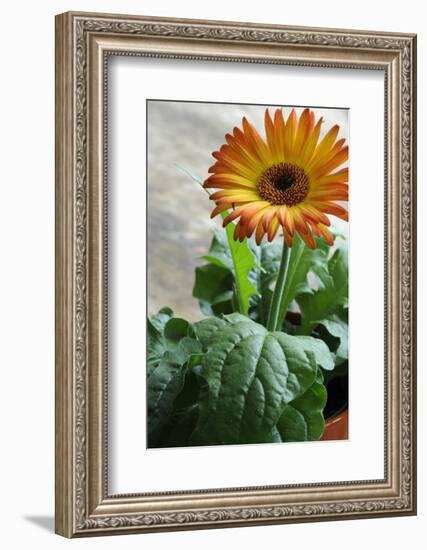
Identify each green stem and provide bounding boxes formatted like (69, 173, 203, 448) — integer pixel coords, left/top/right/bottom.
(266, 238, 291, 332)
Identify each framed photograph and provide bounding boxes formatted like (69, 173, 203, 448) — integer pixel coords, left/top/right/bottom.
(55, 11, 417, 537)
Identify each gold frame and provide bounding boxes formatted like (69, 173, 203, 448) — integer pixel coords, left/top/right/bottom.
(55, 11, 417, 538)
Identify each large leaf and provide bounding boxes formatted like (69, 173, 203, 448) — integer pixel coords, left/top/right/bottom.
(297, 244, 348, 334)
(191, 314, 333, 445)
(193, 315, 232, 348)
(147, 334, 202, 446)
(276, 379, 327, 442)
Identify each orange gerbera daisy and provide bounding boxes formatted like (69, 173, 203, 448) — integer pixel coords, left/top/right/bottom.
(204, 108, 349, 249)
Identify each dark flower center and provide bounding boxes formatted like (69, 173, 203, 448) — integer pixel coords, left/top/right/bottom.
(257, 163, 309, 206)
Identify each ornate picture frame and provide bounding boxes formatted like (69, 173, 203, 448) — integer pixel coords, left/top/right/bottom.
(55, 11, 417, 537)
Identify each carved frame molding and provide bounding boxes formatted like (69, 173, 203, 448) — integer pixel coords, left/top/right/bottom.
(55, 11, 416, 537)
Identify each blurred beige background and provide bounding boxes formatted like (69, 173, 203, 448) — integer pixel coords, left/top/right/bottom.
(147, 101, 349, 321)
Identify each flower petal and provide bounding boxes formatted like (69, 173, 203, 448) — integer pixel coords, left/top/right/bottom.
(300, 117, 323, 165)
(318, 223, 335, 245)
(267, 216, 280, 241)
(283, 207, 295, 236)
(307, 220, 322, 238)
(225, 132, 264, 172)
(316, 168, 349, 185)
(312, 201, 349, 221)
(232, 126, 266, 168)
(284, 109, 297, 161)
(307, 189, 349, 201)
(204, 172, 257, 190)
(265, 109, 280, 162)
(313, 146, 349, 179)
(210, 203, 232, 218)
(242, 116, 272, 167)
(299, 205, 331, 226)
(242, 205, 272, 236)
(255, 221, 267, 245)
(273, 109, 286, 161)
(277, 205, 287, 226)
(283, 227, 294, 247)
(210, 188, 260, 202)
(210, 152, 259, 181)
(260, 205, 280, 231)
(298, 226, 316, 249)
(224, 201, 270, 227)
(294, 108, 313, 161)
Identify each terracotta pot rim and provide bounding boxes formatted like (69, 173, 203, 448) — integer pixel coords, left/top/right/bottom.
(325, 408, 348, 426)
(321, 408, 348, 441)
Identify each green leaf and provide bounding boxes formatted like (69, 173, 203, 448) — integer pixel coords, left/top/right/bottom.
(164, 317, 192, 348)
(276, 406, 308, 441)
(251, 241, 282, 326)
(191, 314, 331, 445)
(179, 165, 260, 317)
(258, 241, 282, 290)
(200, 230, 233, 271)
(319, 313, 348, 365)
(195, 229, 259, 316)
(148, 306, 174, 335)
(264, 425, 283, 443)
(173, 337, 204, 367)
(146, 308, 203, 446)
(192, 263, 234, 316)
(147, 336, 203, 446)
(153, 405, 200, 448)
(277, 233, 329, 327)
(193, 315, 230, 348)
(223, 224, 259, 315)
(316, 365, 325, 384)
(292, 335, 335, 371)
(147, 307, 174, 375)
(276, 380, 327, 442)
(147, 359, 188, 445)
(297, 245, 348, 334)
